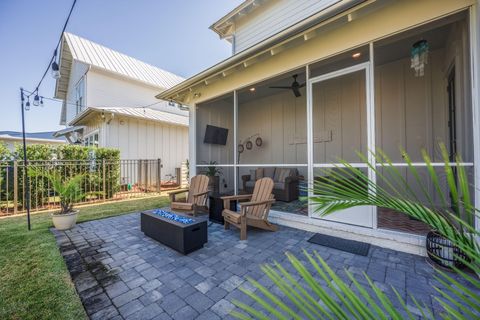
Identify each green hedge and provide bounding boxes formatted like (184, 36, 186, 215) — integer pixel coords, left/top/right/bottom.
(1, 144, 120, 210)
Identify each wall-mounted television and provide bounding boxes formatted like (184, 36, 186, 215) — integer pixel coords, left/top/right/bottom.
(204, 125, 228, 145)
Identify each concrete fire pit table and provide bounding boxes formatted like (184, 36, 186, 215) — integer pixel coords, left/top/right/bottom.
(140, 208, 208, 254)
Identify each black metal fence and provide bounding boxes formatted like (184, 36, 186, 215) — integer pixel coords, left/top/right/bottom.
(0, 159, 180, 215)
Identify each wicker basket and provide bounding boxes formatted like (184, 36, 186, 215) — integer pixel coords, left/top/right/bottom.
(426, 230, 468, 269)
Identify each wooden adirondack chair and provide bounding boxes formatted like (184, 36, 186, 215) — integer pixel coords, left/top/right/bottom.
(169, 175, 209, 216)
(221, 177, 277, 240)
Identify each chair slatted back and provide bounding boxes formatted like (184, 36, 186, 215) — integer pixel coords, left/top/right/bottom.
(247, 177, 274, 218)
(187, 175, 209, 205)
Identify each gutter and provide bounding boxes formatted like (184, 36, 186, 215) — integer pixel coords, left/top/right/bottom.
(157, 0, 367, 101)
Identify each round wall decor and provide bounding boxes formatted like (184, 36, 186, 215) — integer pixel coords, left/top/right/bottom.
(246, 140, 253, 150)
(255, 137, 263, 147)
(238, 144, 244, 153)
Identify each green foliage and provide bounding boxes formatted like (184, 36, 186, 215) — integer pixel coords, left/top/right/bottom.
(2, 144, 121, 210)
(202, 160, 223, 176)
(0, 196, 169, 320)
(29, 170, 85, 214)
(232, 145, 479, 319)
(0, 142, 11, 160)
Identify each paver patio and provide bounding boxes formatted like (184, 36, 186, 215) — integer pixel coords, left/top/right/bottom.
(53, 213, 477, 319)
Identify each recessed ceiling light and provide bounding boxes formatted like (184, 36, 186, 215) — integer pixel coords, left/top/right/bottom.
(249, 87, 256, 92)
(352, 52, 361, 59)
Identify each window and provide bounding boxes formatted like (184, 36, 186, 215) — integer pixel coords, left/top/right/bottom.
(75, 77, 85, 114)
(83, 132, 99, 147)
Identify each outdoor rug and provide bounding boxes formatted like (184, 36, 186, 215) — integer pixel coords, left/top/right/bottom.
(308, 233, 370, 256)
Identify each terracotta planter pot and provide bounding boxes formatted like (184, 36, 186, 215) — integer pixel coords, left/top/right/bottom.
(52, 210, 79, 230)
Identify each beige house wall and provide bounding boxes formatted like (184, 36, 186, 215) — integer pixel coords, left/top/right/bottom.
(190, 0, 474, 105)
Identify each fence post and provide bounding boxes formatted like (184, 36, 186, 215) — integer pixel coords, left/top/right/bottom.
(13, 160, 18, 215)
(102, 159, 106, 202)
(156, 158, 161, 193)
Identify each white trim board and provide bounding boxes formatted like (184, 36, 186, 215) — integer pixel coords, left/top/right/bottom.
(269, 210, 427, 256)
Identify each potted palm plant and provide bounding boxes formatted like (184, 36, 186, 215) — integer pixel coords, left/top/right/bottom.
(203, 161, 222, 193)
(31, 170, 85, 230)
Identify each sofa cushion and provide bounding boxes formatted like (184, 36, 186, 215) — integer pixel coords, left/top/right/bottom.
(278, 168, 291, 182)
(249, 170, 256, 181)
(273, 182, 285, 190)
(255, 168, 264, 180)
(245, 181, 255, 188)
(263, 167, 275, 179)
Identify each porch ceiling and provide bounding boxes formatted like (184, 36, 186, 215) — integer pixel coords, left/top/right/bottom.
(157, 0, 473, 106)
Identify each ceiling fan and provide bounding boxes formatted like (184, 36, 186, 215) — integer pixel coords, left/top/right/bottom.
(269, 74, 305, 97)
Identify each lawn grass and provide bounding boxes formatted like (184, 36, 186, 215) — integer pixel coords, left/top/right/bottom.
(0, 196, 170, 320)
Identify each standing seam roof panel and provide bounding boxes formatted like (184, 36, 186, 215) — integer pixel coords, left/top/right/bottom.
(63, 33, 184, 89)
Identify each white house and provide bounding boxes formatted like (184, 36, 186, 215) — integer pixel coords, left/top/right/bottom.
(158, 0, 480, 254)
(53, 32, 189, 180)
(0, 131, 65, 151)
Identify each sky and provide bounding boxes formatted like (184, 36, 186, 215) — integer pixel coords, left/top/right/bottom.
(0, 0, 243, 133)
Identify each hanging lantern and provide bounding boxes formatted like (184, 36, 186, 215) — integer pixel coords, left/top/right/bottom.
(410, 39, 429, 77)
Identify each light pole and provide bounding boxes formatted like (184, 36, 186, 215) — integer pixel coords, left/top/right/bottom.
(20, 88, 31, 231)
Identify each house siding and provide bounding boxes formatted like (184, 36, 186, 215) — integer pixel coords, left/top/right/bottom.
(65, 61, 89, 124)
(105, 117, 188, 179)
(86, 69, 186, 116)
(192, 0, 474, 104)
(233, 0, 340, 53)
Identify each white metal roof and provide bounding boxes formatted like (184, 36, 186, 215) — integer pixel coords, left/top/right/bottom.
(69, 106, 189, 127)
(63, 32, 185, 89)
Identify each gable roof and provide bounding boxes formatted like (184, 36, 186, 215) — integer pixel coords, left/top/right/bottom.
(0, 131, 66, 143)
(69, 106, 189, 127)
(210, 0, 268, 40)
(55, 33, 185, 100)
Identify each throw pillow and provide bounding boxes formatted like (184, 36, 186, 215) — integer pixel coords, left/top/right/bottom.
(278, 168, 291, 182)
(255, 168, 264, 180)
(263, 167, 275, 179)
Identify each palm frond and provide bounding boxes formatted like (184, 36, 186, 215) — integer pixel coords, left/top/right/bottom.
(232, 146, 479, 320)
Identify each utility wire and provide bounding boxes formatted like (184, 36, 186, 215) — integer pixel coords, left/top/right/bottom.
(26, 0, 77, 98)
(22, 89, 173, 110)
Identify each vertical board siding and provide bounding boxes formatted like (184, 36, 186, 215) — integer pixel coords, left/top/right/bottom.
(237, 89, 307, 164)
(375, 49, 448, 163)
(234, 0, 340, 53)
(65, 62, 89, 123)
(105, 117, 188, 179)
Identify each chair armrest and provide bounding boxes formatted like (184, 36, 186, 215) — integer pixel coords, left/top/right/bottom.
(285, 176, 299, 184)
(220, 194, 252, 201)
(168, 188, 189, 196)
(241, 175, 251, 182)
(240, 199, 276, 208)
(169, 188, 189, 202)
(192, 191, 209, 198)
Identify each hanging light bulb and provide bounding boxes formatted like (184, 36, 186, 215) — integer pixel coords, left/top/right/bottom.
(40, 97, 44, 107)
(410, 40, 429, 77)
(33, 94, 40, 106)
(51, 61, 61, 79)
(51, 49, 61, 80)
(25, 99, 31, 111)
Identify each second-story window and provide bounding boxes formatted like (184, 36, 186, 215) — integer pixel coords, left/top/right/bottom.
(75, 77, 85, 114)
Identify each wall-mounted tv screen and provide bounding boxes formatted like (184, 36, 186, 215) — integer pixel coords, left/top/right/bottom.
(204, 125, 228, 145)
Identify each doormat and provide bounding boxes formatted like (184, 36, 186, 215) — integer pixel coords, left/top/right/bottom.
(308, 233, 370, 256)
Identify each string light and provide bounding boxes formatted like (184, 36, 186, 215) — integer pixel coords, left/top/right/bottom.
(51, 49, 61, 79)
(33, 93, 40, 106)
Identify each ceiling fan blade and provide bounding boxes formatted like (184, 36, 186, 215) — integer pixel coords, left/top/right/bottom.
(298, 83, 306, 88)
(293, 87, 302, 97)
(269, 86, 292, 89)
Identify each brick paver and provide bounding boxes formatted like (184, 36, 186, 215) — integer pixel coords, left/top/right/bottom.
(53, 213, 478, 319)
